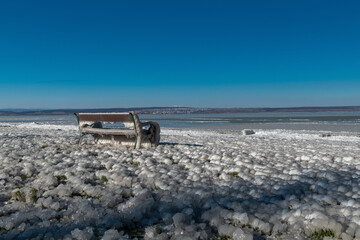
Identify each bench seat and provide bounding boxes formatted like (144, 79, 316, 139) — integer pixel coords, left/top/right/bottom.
(81, 127, 137, 136)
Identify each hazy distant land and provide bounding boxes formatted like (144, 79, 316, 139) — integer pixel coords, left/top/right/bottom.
(1, 106, 360, 115)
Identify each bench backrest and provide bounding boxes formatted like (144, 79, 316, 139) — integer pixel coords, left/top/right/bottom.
(75, 112, 141, 130)
(76, 113, 132, 123)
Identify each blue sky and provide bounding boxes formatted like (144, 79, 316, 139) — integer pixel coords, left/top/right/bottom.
(0, 0, 359, 108)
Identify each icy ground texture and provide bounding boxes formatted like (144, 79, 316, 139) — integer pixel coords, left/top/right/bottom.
(0, 123, 360, 240)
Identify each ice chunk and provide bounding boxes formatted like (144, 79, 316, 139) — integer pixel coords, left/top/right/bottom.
(272, 223, 287, 234)
(258, 221, 271, 234)
(173, 213, 186, 227)
(218, 224, 236, 237)
(101, 229, 121, 240)
(242, 129, 255, 135)
(23, 163, 35, 177)
(233, 228, 253, 240)
(144, 226, 158, 239)
(210, 155, 221, 161)
(71, 228, 94, 240)
(42, 197, 53, 208)
(44, 175, 59, 187)
(232, 212, 249, 225)
(340, 232, 352, 240)
(355, 228, 360, 239)
(50, 201, 60, 211)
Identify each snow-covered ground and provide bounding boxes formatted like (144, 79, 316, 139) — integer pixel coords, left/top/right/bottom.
(0, 122, 360, 239)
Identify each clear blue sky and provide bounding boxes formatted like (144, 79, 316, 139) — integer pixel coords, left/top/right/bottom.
(1, 0, 359, 109)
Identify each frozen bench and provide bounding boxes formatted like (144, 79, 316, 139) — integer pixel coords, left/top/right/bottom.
(74, 112, 160, 149)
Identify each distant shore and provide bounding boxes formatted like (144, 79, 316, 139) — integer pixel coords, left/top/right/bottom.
(1, 106, 360, 116)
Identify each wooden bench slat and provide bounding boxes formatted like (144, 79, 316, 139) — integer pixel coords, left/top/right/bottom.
(77, 114, 132, 122)
(81, 127, 136, 136)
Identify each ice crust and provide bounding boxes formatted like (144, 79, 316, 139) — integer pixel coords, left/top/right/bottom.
(0, 123, 359, 239)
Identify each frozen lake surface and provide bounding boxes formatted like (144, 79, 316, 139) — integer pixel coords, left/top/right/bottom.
(0, 115, 359, 239)
(1, 112, 360, 129)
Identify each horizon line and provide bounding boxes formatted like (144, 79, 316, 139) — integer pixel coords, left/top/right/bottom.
(1, 105, 360, 111)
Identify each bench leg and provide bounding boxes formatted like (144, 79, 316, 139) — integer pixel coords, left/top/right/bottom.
(134, 135, 142, 149)
(78, 134, 83, 146)
(149, 122, 160, 147)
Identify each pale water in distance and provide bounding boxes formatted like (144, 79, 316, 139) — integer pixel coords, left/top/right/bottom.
(0, 112, 359, 129)
(141, 112, 360, 128)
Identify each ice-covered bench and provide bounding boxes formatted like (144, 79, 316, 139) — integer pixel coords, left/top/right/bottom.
(74, 112, 160, 149)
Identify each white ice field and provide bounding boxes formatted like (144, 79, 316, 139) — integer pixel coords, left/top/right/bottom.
(0, 122, 359, 240)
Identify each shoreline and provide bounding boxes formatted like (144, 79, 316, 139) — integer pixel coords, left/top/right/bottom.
(187, 122, 360, 134)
